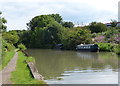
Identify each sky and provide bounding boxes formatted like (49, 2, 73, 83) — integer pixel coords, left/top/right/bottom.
(0, 0, 119, 30)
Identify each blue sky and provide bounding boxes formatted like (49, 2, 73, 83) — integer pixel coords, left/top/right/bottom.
(0, 0, 119, 30)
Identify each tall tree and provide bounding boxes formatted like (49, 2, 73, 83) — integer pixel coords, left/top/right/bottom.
(27, 14, 63, 31)
(26, 14, 63, 48)
(49, 14, 63, 24)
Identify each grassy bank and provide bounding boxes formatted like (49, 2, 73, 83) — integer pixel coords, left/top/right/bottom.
(0, 50, 15, 70)
(11, 51, 46, 84)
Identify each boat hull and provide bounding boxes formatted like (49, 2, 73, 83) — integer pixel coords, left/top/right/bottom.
(76, 44, 99, 52)
(76, 48, 98, 52)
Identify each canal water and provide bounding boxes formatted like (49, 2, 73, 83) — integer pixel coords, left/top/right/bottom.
(27, 49, 118, 84)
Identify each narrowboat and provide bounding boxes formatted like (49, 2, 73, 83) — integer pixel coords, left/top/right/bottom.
(76, 44, 99, 52)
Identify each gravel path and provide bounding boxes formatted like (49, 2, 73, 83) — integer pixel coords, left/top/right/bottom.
(0, 51, 18, 84)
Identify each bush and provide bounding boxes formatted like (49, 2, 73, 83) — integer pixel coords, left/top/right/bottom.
(6, 43, 14, 51)
(97, 43, 115, 52)
(114, 44, 120, 55)
(2, 39, 15, 58)
(26, 57, 35, 63)
(18, 44, 26, 50)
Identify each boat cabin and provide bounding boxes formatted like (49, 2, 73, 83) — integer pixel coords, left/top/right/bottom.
(76, 44, 99, 52)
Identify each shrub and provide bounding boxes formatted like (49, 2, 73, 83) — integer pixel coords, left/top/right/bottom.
(18, 44, 26, 50)
(114, 44, 120, 55)
(6, 43, 14, 51)
(26, 57, 35, 63)
(97, 43, 115, 52)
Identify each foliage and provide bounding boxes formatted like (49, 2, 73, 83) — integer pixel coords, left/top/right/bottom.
(18, 44, 26, 50)
(11, 51, 46, 84)
(114, 44, 120, 55)
(104, 28, 120, 43)
(24, 14, 63, 48)
(27, 14, 62, 31)
(2, 31, 19, 45)
(49, 14, 63, 24)
(26, 56, 35, 63)
(1, 34, 15, 70)
(88, 22, 107, 33)
(97, 43, 116, 52)
(0, 12, 7, 33)
(2, 38, 15, 56)
(61, 27, 92, 49)
(21, 14, 93, 49)
(1, 12, 118, 53)
(62, 21, 74, 28)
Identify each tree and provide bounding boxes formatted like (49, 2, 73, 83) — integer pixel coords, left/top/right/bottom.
(89, 22, 107, 33)
(27, 14, 63, 31)
(45, 21, 63, 45)
(18, 44, 26, 50)
(61, 27, 92, 49)
(25, 14, 64, 48)
(49, 14, 63, 24)
(28, 21, 63, 48)
(2, 31, 19, 45)
(62, 22, 74, 28)
(0, 12, 7, 33)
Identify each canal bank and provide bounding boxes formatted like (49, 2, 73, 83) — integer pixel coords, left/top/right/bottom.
(0, 50, 18, 84)
(11, 51, 46, 84)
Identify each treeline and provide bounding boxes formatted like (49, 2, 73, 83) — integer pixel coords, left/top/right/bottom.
(0, 12, 15, 57)
(1, 13, 120, 54)
(17, 14, 92, 49)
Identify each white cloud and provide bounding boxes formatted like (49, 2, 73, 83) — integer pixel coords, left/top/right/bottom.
(0, 0, 119, 30)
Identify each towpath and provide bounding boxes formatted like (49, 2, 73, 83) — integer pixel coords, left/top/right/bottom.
(0, 51, 18, 85)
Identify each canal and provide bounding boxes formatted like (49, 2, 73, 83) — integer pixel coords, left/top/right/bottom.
(27, 49, 118, 84)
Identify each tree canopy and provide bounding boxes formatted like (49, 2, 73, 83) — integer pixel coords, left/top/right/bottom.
(27, 14, 63, 31)
(62, 21, 74, 28)
(88, 22, 107, 33)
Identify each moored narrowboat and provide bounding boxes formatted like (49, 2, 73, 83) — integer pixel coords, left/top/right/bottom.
(76, 44, 99, 52)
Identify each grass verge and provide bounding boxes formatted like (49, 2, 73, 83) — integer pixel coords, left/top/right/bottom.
(11, 51, 46, 84)
(0, 50, 15, 70)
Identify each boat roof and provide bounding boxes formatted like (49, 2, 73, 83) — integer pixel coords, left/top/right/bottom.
(77, 44, 97, 46)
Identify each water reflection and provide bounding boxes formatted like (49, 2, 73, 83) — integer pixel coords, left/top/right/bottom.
(27, 49, 118, 84)
(76, 52, 98, 59)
